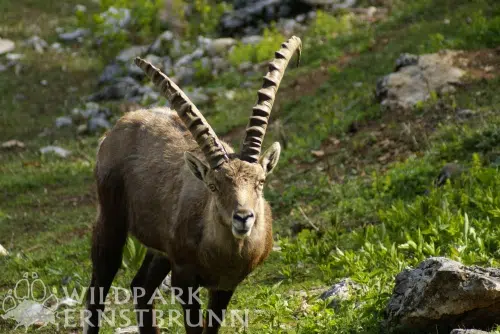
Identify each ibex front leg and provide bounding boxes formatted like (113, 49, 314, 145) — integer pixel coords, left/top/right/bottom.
(171, 267, 204, 334)
(203, 289, 234, 334)
(131, 250, 171, 334)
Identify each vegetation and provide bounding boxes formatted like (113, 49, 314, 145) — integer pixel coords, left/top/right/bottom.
(1, 0, 500, 333)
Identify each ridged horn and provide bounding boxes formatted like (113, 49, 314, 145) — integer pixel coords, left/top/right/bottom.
(240, 36, 301, 163)
(135, 57, 228, 169)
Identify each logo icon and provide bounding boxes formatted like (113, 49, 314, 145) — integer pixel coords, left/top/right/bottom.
(1, 272, 59, 331)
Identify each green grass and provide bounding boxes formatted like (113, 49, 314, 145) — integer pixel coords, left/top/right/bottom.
(1, 0, 500, 333)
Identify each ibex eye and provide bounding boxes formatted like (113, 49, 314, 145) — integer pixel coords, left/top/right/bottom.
(208, 184, 217, 192)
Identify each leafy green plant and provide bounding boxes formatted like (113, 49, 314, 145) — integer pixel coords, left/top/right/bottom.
(185, 0, 231, 38)
(229, 27, 285, 66)
(122, 236, 147, 269)
(310, 11, 355, 40)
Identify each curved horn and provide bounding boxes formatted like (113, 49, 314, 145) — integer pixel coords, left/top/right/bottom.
(135, 57, 228, 169)
(240, 36, 301, 163)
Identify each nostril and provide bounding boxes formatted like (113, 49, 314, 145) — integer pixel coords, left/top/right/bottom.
(233, 211, 254, 222)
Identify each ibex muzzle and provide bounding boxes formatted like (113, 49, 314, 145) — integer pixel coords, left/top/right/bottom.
(85, 36, 301, 334)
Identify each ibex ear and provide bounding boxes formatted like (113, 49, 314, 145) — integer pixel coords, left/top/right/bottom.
(259, 142, 281, 175)
(184, 152, 209, 181)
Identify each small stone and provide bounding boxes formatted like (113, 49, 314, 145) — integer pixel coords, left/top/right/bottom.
(6, 53, 24, 61)
(163, 56, 173, 74)
(2, 139, 25, 150)
(456, 109, 476, 118)
(296, 14, 307, 23)
(88, 77, 143, 101)
(149, 30, 174, 54)
(238, 61, 253, 72)
(173, 67, 195, 86)
(143, 54, 162, 67)
(0, 38, 15, 55)
(185, 88, 210, 105)
(175, 48, 204, 68)
(100, 7, 131, 33)
(77, 124, 88, 134)
(40, 146, 71, 158)
(319, 279, 360, 309)
(0, 63, 6, 72)
(74, 4, 87, 12)
(50, 43, 63, 52)
(366, 6, 377, 18)
(444, 18, 451, 24)
(24, 35, 48, 54)
(115, 325, 139, 333)
(116, 45, 148, 62)
(207, 38, 237, 56)
(225, 90, 236, 100)
(241, 35, 263, 45)
(98, 63, 124, 85)
(0, 244, 8, 256)
(59, 28, 89, 42)
(58, 297, 79, 308)
(88, 117, 111, 132)
(311, 150, 325, 158)
(55, 116, 73, 128)
(450, 330, 490, 334)
(308, 11, 317, 20)
(40, 80, 48, 86)
(211, 57, 228, 73)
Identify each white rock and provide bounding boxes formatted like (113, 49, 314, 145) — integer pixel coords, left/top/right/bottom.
(74, 4, 87, 12)
(225, 90, 236, 100)
(24, 35, 48, 54)
(116, 45, 148, 62)
(6, 53, 24, 61)
(366, 6, 377, 18)
(40, 146, 71, 158)
(149, 30, 174, 54)
(0, 38, 15, 55)
(0, 244, 9, 256)
(58, 297, 79, 308)
(2, 139, 25, 149)
(207, 38, 237, 56)
(115, 326, 139, 334)
(55, 116, 73, 128)
(100, 7, 131, 33)
(185, 88, 210, 105)
(50, 43, 63, 52)
(241, 35, 263, 45)
(376, 51, 465, 111)
(59, 28, 89, 42)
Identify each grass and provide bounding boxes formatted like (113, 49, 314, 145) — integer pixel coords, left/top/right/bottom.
(1, 0, 500, 333)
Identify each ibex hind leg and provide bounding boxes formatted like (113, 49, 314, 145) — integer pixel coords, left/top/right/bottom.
(131, 251, 171, 334)
(84, 169, 128, 334)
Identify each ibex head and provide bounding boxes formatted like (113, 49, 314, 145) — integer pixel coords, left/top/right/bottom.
(135, 36, 301, 239)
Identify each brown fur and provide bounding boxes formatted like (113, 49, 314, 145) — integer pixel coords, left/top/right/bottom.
(85, 107, 275, 333)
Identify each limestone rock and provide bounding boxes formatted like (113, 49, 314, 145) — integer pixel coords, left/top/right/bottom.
(0, 38, 15, 55)
(376, 51, 465, 111)
(386, 257, 500, 333)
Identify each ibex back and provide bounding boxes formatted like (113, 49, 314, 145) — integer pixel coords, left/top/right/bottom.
(84, 36, 301, 334)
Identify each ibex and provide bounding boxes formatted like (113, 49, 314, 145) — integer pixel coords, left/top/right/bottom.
(84, 36, 301, 334)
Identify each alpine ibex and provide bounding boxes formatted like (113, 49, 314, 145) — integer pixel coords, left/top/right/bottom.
(84, 36, 301, 334)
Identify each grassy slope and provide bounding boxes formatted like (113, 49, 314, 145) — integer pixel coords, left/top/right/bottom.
(1, 0, 500, 333)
